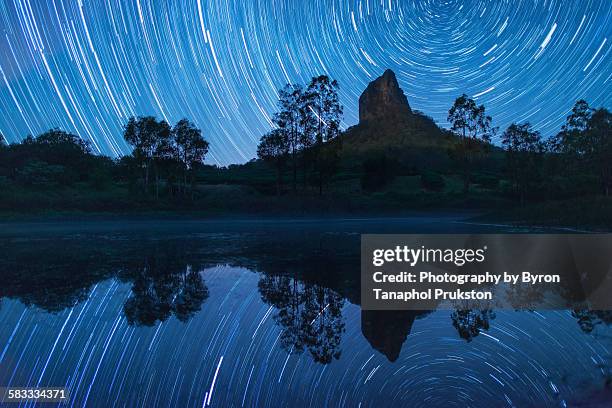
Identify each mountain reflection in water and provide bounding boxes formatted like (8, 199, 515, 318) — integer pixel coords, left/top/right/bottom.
(0, 219, 611, 407)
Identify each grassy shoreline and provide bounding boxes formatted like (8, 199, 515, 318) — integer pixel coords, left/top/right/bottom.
(1, 201, 609, 233)
(1, 182, 609, 230)
(478, 196, 612, 231)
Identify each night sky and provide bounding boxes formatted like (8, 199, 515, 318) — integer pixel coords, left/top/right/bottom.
(0, 1, 610, 165)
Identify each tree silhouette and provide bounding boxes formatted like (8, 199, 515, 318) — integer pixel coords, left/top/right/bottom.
(258, 275, 306, 352)
(265, 77, 343, 195)
(300, 284, 345, 363)
(124, 264, 208, 326)
(24, 128, 91, 154)
(123, 116, 171, 195)
(257, 129, 290, 195)
(258, 274, 345, 364)
(172, 118, 209, 196)
(451, 309, 496, 342)
(550, 101, 611, 196)
(572, 309, 612, 333)
(586, 108, 611, 196)
(501, 122, 545, 205)
(124, 270, 174, 326)
(304, 75, 343, 195)
(448, 94, 495, 193)
(274, 84, 304, 192)
(173, 266, 210, 322)
(0, 129, 110, 187)
(551, 100, 592, 157)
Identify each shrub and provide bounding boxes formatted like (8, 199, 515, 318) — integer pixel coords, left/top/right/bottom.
(17, 160, 67, 186)
(361, 153, 397, 192)
(421, 171, 445, 191)
(538, 174, 600, 200)
(472, 173, 499, 189)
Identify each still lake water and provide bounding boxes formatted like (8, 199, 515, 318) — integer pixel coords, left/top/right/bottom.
(0, 217, 610, 407)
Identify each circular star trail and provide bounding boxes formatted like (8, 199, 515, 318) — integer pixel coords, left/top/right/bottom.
(0, 266, 609, 407)
(0, 0, 610, 165)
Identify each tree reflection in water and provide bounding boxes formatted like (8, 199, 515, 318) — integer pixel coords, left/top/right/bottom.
(451, 309, 496, 342)
(572, 310, 612, 334)
(124, 265, 209, 326)
(6, 234, 612, 367)
(258, 274, 345, 364)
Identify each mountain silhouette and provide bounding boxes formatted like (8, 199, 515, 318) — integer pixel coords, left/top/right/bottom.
(344, 69, 453, 156)
(361, 310, 431, 362)
(359, 69, 413, 124)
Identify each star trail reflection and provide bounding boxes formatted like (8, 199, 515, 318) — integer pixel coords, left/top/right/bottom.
(0, 1, 610, 164)
(0, 222, 611, 407)
(1, 270, 611, 407)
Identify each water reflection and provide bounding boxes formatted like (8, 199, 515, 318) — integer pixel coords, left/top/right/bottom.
(451, 309, 496, 342)
(572, 310, 612, 334)
(1, 227, 612, 406)
(258, 275, 345, 364)
(0, 233, 357, 366)
(1, 233, 611, 364)
(361, 310, 430, 361)
(124, 265, 208, 326)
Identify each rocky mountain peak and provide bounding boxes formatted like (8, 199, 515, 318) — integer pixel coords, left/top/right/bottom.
(358, 69, 412, 124)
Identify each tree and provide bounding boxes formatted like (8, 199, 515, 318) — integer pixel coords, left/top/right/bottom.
(18, 129, 93, 185)
(257, 128, 290, 195)
(447, 94, 495, 193)
(123, 116, 171, 194)
(551, 100, 593, 157)
(586, 108, 611, 196)
(303, 75, 343, 195)
(24, 129, 92, 172)
(122, 251, 208, 326)
(173, 266, 209, 322)
(25, 128, 91, 154)
(501, 122, 544, 204)
(258, 274, 345, 364)
(172, 119, 209, 195)
(572, 309, 612, 333)
(269, 76, 343, 195)
(451, 309, 496, 342)
(274, 84, 304, 192)
(550, 101, 611, 196)
(301, 284, 345, 364)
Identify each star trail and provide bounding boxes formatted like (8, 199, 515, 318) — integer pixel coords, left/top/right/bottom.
(1, 221, 612, 407)
(1, 266, 610, 407)
(0, 1, 610, 164)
